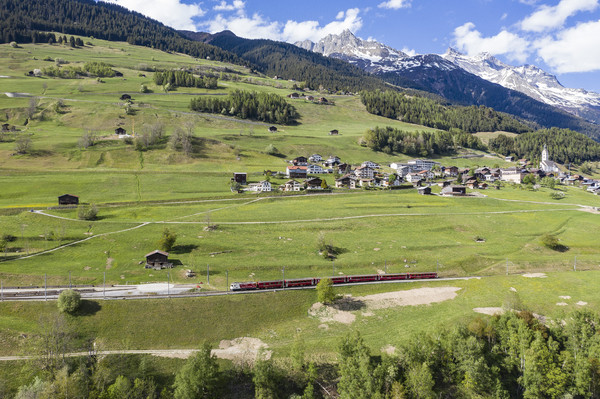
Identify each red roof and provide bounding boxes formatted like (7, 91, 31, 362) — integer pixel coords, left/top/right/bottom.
(287, 166, 307, 170)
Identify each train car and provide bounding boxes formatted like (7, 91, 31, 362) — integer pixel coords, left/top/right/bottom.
(257, 280, 284, 289)
(230, 282, 258, 291)
(378, 273, 409, 281)
(408, 272, 438, 279)
(347, 274, 379, 283)
(285, 278, 315, 288)
(330, 276, 348, 285)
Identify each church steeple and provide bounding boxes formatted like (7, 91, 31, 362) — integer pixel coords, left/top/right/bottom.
(542, 144, 549, 162)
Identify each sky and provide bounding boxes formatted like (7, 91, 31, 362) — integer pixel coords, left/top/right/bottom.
(105, 0, 600, 92)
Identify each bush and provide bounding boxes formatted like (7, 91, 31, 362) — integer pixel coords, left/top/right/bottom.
(265, 144, 280, 156)
(316, 278, 335, 304)
(57, 289, 81, 314)
(541, 233, 568, 251)
(77, 204, 98, 220)
(158, 228, 177, 252)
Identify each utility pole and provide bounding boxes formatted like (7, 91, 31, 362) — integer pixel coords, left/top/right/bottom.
(282, 266, 285, 290)
(332, 261, 335, 276)
(69, 271, 71, 289)
(506, 259, 509, 276)
(44, 273, 47, 301)
(436, 259, 439, 275)
(574, 256, 577, 272)
(103, 272, 106, 299)
(207, 264, 210, 285)
(1, 280, 3, 302)
(167, 269, 170, 297)
(385, 260, 387, 274)
(226, 270, 229, 292)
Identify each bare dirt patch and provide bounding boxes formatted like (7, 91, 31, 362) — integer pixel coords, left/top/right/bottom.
(381, 345, 396, 355)
(106, 257, 114, 270)
(212, 337, 271, 364)
(559, 295, 571, 299)
(473, 307, 504, 316)
(522, 273, 547, 278)
(309, 287, 461, 325)
(578, 206, 600, 214)
(556, 302, 568, 306)
(577, 301, 588, 306)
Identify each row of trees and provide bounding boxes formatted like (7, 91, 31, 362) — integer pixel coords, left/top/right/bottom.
(42, 62, 117, 79)
(488, 128, 600, 165)
(153, 71, 218, 89)
(190, 90, 298, 125)
(360, 90, 532, 133)
(362, 126, 486, 156)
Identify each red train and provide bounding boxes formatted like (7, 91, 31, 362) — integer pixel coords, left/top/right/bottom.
(229, 272, 438, 291)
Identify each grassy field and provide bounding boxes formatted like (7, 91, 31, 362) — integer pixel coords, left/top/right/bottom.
(0, 271, 598, 360)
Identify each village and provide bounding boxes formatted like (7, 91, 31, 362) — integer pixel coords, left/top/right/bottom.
(232, 144, 600, 196)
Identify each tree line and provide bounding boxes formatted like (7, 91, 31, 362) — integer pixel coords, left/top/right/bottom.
(0, 0, 248, 67)
(42, 61, 117, 79)
(190, 90, 298, 125)
(9, 306, 600, 398)
(360, 90, 532, 134)
(362, 126, 485, 156)
(153, 70, 218, 89)
(488, 128, 600, 164)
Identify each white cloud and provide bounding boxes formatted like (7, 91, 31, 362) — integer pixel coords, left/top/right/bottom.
(204, 8, 363, 43)
(535, 19, 600, 72)
(378, 0, 411, 9)
(453, 22, 530, 62)
(105, 0, 205, 31)
(213, 0, 245, 12)
(520, 0, 598, 32)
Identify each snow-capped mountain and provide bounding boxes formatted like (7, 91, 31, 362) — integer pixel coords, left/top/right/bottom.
(296, 30, 600, 124)
(442, 49, 600, 123)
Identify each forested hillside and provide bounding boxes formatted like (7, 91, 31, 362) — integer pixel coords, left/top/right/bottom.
(0, 0, 246, 66)
(488, 128, 600, 164)
(361, 90, 532, 134)
(181, 30, 391, 93)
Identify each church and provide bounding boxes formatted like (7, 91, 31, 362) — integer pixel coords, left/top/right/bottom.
(539, 144, 560, 173)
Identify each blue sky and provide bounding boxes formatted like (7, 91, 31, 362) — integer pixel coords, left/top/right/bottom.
(106, 0, 600, 92)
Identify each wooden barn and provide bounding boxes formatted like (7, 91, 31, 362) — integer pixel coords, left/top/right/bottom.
(58, 194, 79, 205)
(233, 172, 247, 184)
(115, 127, 126, 135)
(120, 94, 131, 101)
(145, 250, 173, 269)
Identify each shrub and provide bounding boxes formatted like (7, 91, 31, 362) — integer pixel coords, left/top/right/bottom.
(57, 289, 81, 314)
(77, 204, 98, 220)
(9, 41, 18, 48)
(158, 228, 177, 252)
(264, 144, 279, 156)
(541, 233, 567, 251)
(316, 278, 335, 304)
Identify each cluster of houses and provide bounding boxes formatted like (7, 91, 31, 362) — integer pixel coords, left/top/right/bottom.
(286, 92, 333, 105)
(234, 144, 600, 196)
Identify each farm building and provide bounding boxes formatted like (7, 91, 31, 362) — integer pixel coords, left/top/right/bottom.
(145, 250, 173, 269)
(417, 187, 432, 195)
(441, 185, 467, 196)
(58, 194, 79, 205)
(268, 126, 278, 133)
(120, 94, 131, 101)
(233, 173, 247, 185)
(329, 129, 339, 135)
(305, 177, 323, 190)
(115, 127, 126, 135)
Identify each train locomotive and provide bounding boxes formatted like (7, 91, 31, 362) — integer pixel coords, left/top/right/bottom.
(229, 272, 438, 291)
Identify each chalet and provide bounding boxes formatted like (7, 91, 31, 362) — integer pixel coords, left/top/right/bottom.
(268, 126, 278, 133)
(394, 165, 411, 177)
(505, 156, 514, 162)
(305, 95, 315, 101)
(1, 123, 9, 132)
(405, 173, 423, 184)
(354, 166, 375, 179)
(324, 156, 341, 167)
(479, 182, 489, 189)
(287, 165, 308, 178)
(438, 181, 452, 188)
(287, 92, 300, 99)
(441, 185, 467, 196)
(337, 163, 351, 174)
(233, 173, 247, 185)
(417, 170, 434, 180)
(305, 177, 323, 190)
(58, 194, 79, 205)
(145, 250, 173, 269)
(115, 127, 126, 135)
(282, 179, 301, 192)
(383, 175, 402, 187)
(318, 97, 329, 104)
(417, 186, 432, 195)
(248, 180, 272, 192)
(308, 154, 322, 162)
(358, 178, 375, 188)
(361, 161, 380, 169)
(466, 179, 479, 189)
(291, 156, 308, 166)
(335, 174, 357, 189)
(120, 94, 131, 101)
(443, 166, 459, 177)
(307, 164, 325, 174)
(329, 129, 339, 135)
(518, 159, 529, 166)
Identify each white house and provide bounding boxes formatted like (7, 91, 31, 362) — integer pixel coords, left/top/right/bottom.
(282, 180, 301, 192)
(307, 164, 325, 174)
(361, 161, 380, 169)
(324, 156, 341, 166)
(406, 173, 423, 184)
(500, 167, 524, 183)
(407, 159, 441, 171)
(308, 154, 323, 162)
(335, 174, 357, 189)
(286, 166, 308, 178)
(248, 180, 272, 192)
